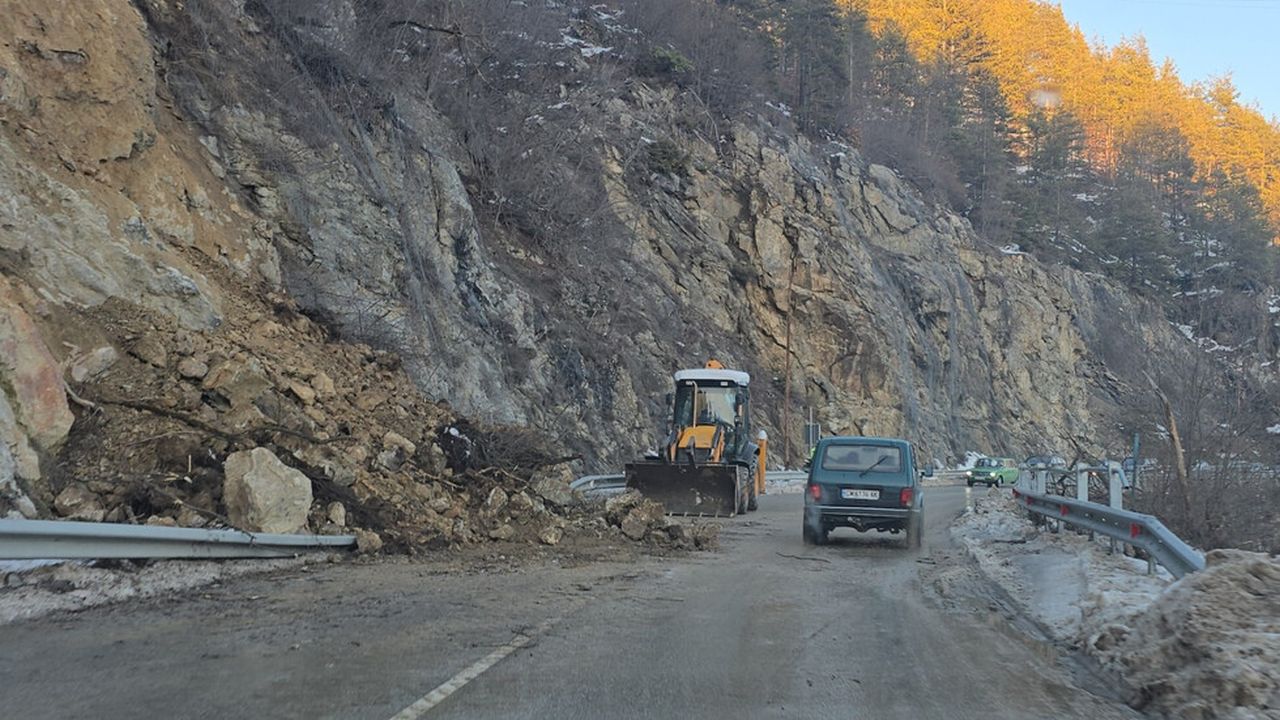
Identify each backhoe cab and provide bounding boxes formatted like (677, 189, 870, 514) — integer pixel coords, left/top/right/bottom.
(625, 360, 767, 516)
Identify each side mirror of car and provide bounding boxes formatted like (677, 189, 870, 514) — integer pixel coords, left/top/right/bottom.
(919, 467, 934, 478)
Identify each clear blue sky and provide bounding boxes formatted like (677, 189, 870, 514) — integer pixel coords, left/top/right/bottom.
(1055, 0, 1280, 122)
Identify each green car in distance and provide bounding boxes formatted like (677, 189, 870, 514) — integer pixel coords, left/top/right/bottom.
(968, 457, 1019, 487)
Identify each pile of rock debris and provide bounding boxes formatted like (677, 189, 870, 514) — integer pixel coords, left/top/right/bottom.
(0, 281, 714, 556)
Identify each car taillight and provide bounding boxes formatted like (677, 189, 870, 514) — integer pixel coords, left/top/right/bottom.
(808, 483, 821, 501)
(899, 487, 914, 507)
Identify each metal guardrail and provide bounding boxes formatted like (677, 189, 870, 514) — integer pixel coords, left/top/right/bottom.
(1011, 487, 1204, 578)
(570, 474, 626, 497)
(0, 519, 356, 560)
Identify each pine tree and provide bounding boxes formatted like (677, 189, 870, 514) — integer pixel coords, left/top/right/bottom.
(1013, 108, 1093, 252)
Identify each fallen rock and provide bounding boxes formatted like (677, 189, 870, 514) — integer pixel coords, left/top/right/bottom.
(507, 491, 535, 518)
(202, 358, 273, 408)
(222, 447, 313, 534)
(382, 430, 416, 456)
(620, 510, 650, 541)
(354, 528, 384, 553)
(310, 372, 335, 398)
(176, 507, 208, 528)
(0, 452, 38, 518)
(531, 465, 576, 508)
(287, 379, 317, 405)
(635, 498, 667, 524)
(691, 522, 720, 549)
(375, 449, 404, 473)
(605, 490, 642, 520)
(646, 528, 672, 547)
(176, 355, 209, 380)
(489, 524, 515, 541)
(0, 280, 74, 473)
(355, 390, 388, 412)
(0, 395, 40, 486)
(53, 484, 105, 522)
(667, 521, 692, 546)
(68, 346, 119, 383)
(483, 487, 509, 514)
(538, 526, 563, 546)
(421, 442, 449, 476)
(326, 501, 347, 527)
(130, 335, 168, 368)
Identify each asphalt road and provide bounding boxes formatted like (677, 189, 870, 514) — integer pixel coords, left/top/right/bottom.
(0, 487, 1140, 719)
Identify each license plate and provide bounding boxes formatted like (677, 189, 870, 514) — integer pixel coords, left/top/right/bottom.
(841, 488, 879, 500)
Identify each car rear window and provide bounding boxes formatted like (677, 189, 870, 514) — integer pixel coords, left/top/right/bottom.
(820, 444, 903, 473)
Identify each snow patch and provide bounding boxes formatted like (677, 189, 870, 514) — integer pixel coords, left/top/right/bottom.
(952, 492, 1280, 719)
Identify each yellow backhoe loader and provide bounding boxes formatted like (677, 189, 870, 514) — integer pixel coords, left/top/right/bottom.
(625, 360, 767, 516)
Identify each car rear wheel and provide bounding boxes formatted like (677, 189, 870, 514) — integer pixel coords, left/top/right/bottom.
(904, 516, 922, 549)
(802, 520, 827, 546)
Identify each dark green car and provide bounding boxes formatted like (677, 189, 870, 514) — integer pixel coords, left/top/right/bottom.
(968, 457, 1019, 487)
(803, 436, 924, 548)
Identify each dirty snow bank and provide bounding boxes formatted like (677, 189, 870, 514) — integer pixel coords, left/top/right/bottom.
(954, 490, 1280, 719)
(953, 489, 1170, 638)
(0, 556, 310, 625)
(765, 471, 808, 495)
(1088, 549, 1280, 719)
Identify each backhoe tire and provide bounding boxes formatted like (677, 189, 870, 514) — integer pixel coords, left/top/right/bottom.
(747, 484, 758, 512)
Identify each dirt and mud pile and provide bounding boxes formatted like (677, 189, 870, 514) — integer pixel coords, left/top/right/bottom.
(1087, 550, 1280, 719)
(953, 492, 1279, 719)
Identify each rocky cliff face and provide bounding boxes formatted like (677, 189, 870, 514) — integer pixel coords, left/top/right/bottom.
(0, 0, 1207, 530)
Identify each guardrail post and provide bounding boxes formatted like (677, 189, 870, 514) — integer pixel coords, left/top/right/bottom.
(1107, 463, 1124, 509)
(1076, 469, 1089, 502)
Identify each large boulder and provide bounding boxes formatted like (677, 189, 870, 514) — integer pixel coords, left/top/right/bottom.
(530, 463, 575, 508)
(620, 499, 666, 541)
(0, 442, 37, 519)
(53, 484, 106, 522)
(222, 447, 313, 533)
(0, 279, 74, 484)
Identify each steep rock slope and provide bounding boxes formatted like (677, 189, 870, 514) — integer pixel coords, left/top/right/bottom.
(0, 0, 1208, 533)
(133, 0, 1196, 466)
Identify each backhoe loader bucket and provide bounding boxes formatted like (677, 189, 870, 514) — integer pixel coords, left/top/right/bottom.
(624, 461, 744, 517)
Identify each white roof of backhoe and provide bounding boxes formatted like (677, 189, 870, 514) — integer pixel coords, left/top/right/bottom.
(673, 368, 750, 386)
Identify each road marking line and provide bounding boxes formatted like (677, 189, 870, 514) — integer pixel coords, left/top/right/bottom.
(387, 616, 559, 720)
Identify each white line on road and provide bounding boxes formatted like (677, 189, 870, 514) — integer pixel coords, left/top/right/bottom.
(387, 616, 561, 720)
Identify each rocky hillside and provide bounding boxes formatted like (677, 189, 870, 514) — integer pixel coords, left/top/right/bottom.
(0, 0, 1230, 535)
